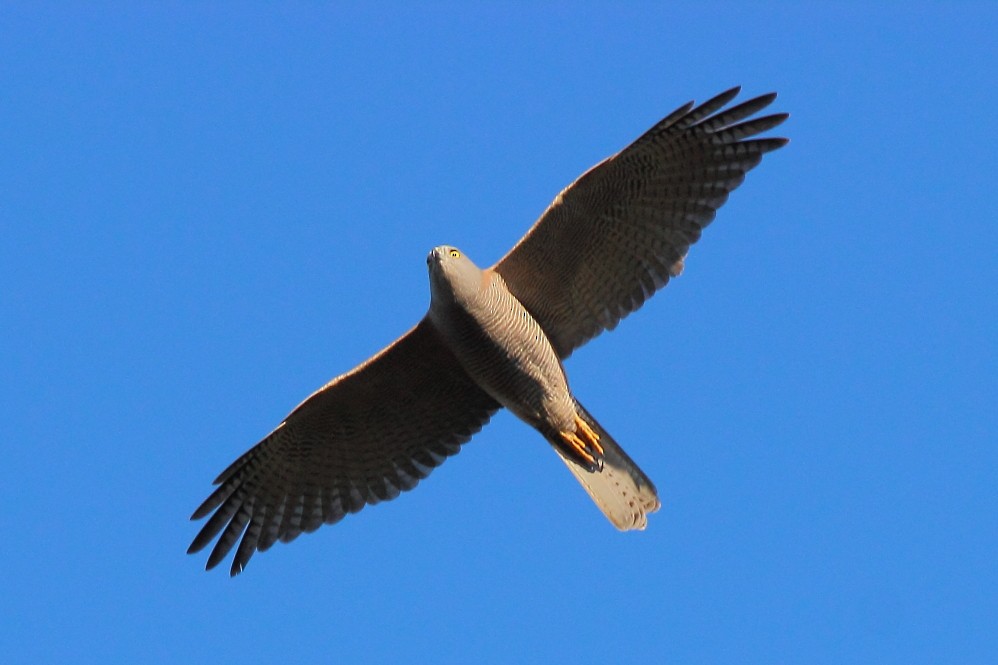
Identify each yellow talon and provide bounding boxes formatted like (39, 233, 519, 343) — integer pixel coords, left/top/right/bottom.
(574, 414, 603, 456)
(558, 414, 603, 468)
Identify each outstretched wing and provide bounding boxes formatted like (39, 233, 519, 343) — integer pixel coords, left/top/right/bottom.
(188, 318, 500, 575)
(492, 87, 788, 358)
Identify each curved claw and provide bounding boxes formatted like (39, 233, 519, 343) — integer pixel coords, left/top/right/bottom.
(558, 414, 604, 472)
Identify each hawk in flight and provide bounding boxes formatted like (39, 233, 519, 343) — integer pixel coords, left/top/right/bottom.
(189, 87, 788, 575)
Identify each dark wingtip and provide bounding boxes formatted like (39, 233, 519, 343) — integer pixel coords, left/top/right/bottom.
(766, 137, 791, 151)
(767, 111, 790, 126)
(187, 530, 211, 555)
(205, 544, 228, 571)
(755, 91, 778, 105)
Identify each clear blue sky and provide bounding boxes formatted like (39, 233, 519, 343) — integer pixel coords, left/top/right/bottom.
(2, 4, 995, 664)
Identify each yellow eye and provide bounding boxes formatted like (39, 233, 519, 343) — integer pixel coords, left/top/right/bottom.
(449, 249, 461, 258)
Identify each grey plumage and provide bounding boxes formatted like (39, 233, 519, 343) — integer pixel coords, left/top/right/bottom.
(189, 87, 788, 575)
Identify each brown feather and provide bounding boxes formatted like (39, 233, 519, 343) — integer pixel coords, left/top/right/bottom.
(493, 90, 788, 358)
(188, 319, 499, 575)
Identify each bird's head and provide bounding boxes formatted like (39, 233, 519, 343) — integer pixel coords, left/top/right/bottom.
(427, 245, 484, 306)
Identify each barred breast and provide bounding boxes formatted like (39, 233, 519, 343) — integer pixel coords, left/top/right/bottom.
(431, 270, 577, 435)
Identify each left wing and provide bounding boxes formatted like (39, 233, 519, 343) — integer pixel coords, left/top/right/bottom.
(493, 87, 788, 358)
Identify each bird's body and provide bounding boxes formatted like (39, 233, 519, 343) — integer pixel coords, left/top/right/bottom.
(428, 247, 577, 448)
(189, 87, 789, 575)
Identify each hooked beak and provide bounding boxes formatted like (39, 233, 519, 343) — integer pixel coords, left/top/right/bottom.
(426, 247, 444, 268)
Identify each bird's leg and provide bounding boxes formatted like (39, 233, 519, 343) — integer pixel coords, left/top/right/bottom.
(558, 414, 604, 471)
(575, 414, 603, 457)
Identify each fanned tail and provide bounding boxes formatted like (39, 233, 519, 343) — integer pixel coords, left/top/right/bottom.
(553, 399, 661, 530)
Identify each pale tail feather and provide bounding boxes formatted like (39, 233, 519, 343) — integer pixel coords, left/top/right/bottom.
(556, 400, 661, 530)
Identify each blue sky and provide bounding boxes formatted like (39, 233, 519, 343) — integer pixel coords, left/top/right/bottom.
(2, 4, 995, 663)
